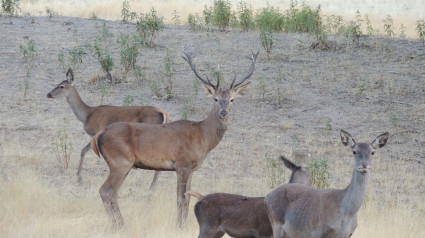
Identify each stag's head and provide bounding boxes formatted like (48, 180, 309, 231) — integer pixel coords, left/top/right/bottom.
(182, 48, 259, 119)
(47, 68, 75, 99)
(340, 129, 389, 173)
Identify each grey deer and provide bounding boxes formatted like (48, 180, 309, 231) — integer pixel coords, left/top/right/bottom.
(265, 129, 389, 238)
(90, 49, 259, 227)
(47, 68, 169, 186)
(186, 155, 311, 238)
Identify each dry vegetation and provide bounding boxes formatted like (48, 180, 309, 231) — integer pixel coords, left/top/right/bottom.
(0, 13, 424, 238)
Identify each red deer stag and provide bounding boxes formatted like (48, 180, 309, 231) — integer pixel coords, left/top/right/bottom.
(47, 68, 169, 186)
(90, 49, 259, 227)
(265, 130, 389, 238)
(186, 156, 311, 238)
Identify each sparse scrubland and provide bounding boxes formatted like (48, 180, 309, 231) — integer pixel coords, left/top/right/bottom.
(0, 0, 424, 237)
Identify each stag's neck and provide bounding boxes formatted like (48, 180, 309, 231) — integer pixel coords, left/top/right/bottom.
(66, 86, 91, 123)
(199, 106, 228, 152)
(340, 169, 369, 216)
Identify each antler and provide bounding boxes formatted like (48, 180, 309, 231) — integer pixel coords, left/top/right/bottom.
(230, 49, 260, 89)
(182, 47, 219, 89)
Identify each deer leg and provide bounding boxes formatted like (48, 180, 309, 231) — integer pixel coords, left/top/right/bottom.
(149, 171, 160, 190)
(176, 167, 192, 227)
(77, 142, 91, 183)
(100, 166, 131, 228)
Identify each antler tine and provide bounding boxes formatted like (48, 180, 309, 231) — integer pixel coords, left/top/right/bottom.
(182, 47, 217, 89)
(231, 49, 260, 89)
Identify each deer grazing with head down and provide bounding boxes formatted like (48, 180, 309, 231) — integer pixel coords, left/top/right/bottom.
(265, 130, 389, 238)
(90, 49, 259, 227)
(47, 68, 169, 186)
(186, 155, 311, 238)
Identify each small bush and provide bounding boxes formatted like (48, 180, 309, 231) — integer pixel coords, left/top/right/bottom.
(265, 151, 286, 189)
(1, 0, 20, 16)
(136, 8, 164, 47)
(52, 128, 73, 171)
(58, 46, 84, 72)
(162, 48, 176, 100)
(172, 9, 180, 25)
(117, 33, 141, 76)
(121, 0, 138, 23)
(212, 0, 232, 31)
(308, 158, 332, 189)
(255, 6, 284, 53)
(383, 15, 395, 37)
(122, 94, 134, 106)
(416, 20, 425, 45)
(86, 22, 114, 83)
(237, 0, 255, 31)
(45, 7, 58, 18)
(19, 39, 36, 98)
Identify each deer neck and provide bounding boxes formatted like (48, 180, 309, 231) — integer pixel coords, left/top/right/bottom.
(199, 106, 228, 152)
(66, 86, 91, 123)
(340, 168, 369, 216)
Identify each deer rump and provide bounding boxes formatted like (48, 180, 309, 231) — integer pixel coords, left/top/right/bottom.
(193, 193, 272, 238)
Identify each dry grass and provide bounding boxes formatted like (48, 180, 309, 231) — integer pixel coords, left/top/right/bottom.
(0, 12, 424, 238)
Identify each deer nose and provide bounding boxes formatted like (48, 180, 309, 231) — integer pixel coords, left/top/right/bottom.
(47, 93, 53, 98)
(219, 109, 228, 118)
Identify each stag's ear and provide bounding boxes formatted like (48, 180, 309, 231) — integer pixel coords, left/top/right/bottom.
(201, 82, 216, 97)
(233, 82, 250, 98)
(340, 129, 356, 147)
(66, 68, 74, 84)
(372, 132, 389, 149)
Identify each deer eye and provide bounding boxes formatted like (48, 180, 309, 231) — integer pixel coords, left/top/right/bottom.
(60, 85, 65, 89)
(214, 98, 218, 102)
(371, 151, 375, 155)
(230, 99, 234, 102)
(352, 151, 357, 155)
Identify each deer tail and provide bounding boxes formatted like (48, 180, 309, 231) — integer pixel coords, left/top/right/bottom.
(91, 131, 102, 158)
(186, 191, 204, 201)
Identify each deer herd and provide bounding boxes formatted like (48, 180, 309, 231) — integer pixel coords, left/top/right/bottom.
(47, 48, 389, 238)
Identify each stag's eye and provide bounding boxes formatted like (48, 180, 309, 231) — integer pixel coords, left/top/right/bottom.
(60, 85, 65, 89)
(230, 99, 234, 102)
(214, 98, 218, 102)
(352, 151, 357, 155)
(371, 151, 375, 155)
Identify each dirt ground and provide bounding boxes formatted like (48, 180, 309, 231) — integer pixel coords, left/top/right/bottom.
(0, 15, 424, 237)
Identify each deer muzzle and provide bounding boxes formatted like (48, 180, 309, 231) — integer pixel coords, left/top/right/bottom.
(219, 109, 228, 119)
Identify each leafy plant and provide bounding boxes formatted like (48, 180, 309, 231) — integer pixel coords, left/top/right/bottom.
(136, 7, 164, 47)
(86, 22, 115, 83)
(19, 39, 37, 98)
(172, 9, 180, 25)
(237, 0, 255, 31)
(187, 13, 204, 31)
(1, 0, 20, 16)
(416, 20, 425, 45)
(255, 5, 284, 53)
(258, 76, 266, 101)
(399, 24, 406, 39)
(117, 33, 141, 76)
(308, 158, 332, 189)
(265, 150, 286, 189)
(45, 7, 58, 18)
(383, 15, 395, 37)
(162, 48, 176, 100)
(212, 0, 232, 31)
(180, 97, 191, 120)
(99, 83, 108, 105)
(122, 94, 134, 106)
(121, 0, 138, 23)
(58, 46, 84, 73)
(364, 14, 376, 36)
(203, 5, 213, 26)
(53, 128, 73, 171)
(342, 11, 362, 45)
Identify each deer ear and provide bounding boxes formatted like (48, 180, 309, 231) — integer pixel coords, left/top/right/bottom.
(340, 129, 356, 147)
(66, 68, 74, 84)
(201, 83, 215, 97)
(372, 132, 389, 149)
(233, 82, 250, 98)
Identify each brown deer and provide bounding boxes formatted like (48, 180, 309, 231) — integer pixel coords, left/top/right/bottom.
(265, 130, 389, 238)
(90, 49, 259, 227)
(47, 68, 169, 187)
(186, 156, 311, 238)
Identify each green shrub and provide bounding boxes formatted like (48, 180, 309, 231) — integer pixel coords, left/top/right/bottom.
(122, 94, 134, 106)
(308, 158, 332, 188)
(212, 0, 232, 31)
(255, 5, 284, 53)
(136, 8, 164, 47)
(203, 5, 213, 26)
(121, 0, 138, 23)
(416, 20, 425, 45)
(162, 48, 176, 100)
(265, 151, 286, 189)
(1, 0, 20, 16)
(172, 9, 180, 25)
(383, 15, 395, 37)
(188, 13, 204, 31)
(58, 46, 84, 72)
(52, 127, 73, 171)
(237, 0, 255, 31)
(19, 39, 36, 98)
(117, 33, 141, 75)
(45, 7, 58, 18)
(86, 22, 114, 83)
